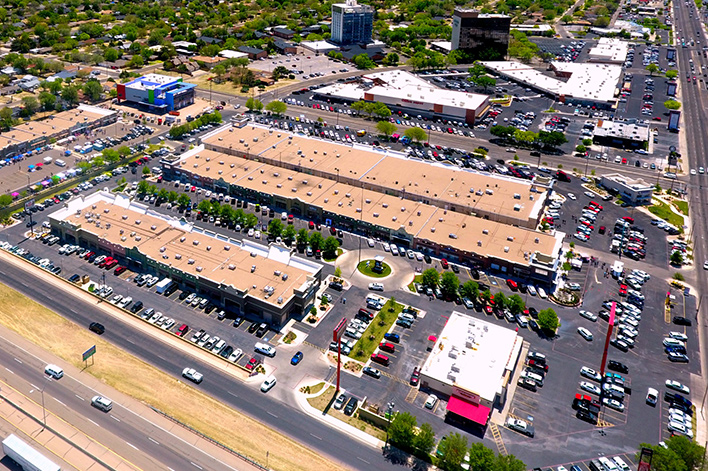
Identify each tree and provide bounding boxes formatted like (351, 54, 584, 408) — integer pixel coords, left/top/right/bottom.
(177, 194, 191, 208)
(213, 65, 226, 82)
(494, 454, 526, 471)
(283, 225, 297, 244)
(38, 91, 56, 111)
(537, 130, 568, 148)
(243, 213, 259, 228)
(157, 188, 169, 201)
(265, 100, 287, 115)
(637, 436, 705, 471)
(168, 191, 179, 203)
(388, 412, 417, 450)
(309, 232, 324, 251)
(575, 144, 587, 153)
(268, 219, 284, 238)
(475, 75, 496, 90)
(61, 86, 79, 106)
(466, 442, 496, 471)
(404, 127, 427, 144)
(137, 180, 150, 194)
(538, 308, 560, 332)
(440, 271, 460, 298)
(352, 53, 376, 69)
(373, 102, 392, 120)
(670, 250, 684, 265)
(421, 268, 440, 288)
(296, 228, 309, 247)
(102, 149, 120, 163)
(104, 48, 119, 62)
(494, 291, 507, 310)
(382, 52, 399, 66)
(376, 120, 397, 139)
(323, 236, 340, 259)
(665, 69, 678, 80)
(414, 423, 436, 454)
(458, 281, 478, 301)
(490, 125, 515, 141)
(245, 97, 264, 112)
(438, 433, 467, 471)
(561, 14, 573, 23)
(664, 100, 682, 110)
(507, 294, 525, 315)
(21, 96, 39, 117)
(142, 165, 151, 175)
(646, 63, 660, 76)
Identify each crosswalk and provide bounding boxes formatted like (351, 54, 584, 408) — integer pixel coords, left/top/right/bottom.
(488, 422, 508, 456)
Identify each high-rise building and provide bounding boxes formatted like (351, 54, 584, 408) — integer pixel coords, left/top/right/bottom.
(451, 9, 511, 60)
(331, 0, 374, 45)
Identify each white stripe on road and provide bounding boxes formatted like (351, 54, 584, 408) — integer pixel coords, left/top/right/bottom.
(110, 415, 120, 422)
(13, 358, 22, 364)
(127, 442, 139, 451)
(88, 419, 99, 427)
(190, 462, 203, 470)
(267, 411, 278, 418)
(310, 433, 322, 440)
(357, 457, 370, 464)
(148, 437, 160, 445)
(75, 394, 85, 401)
(54, 398, 66, 407)
(30, 383, 40, 390)
(5, 368, 14, 375)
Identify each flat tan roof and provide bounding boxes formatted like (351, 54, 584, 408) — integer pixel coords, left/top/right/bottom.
(53, 193, 316, 306)
(203, 124, 545, 225)
(173, 145, 561, 265)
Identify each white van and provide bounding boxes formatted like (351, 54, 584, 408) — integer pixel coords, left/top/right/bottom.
(54, 159, 66, 167)
(663, 338, 685, 348)
(44, 364, 64, 379)
(281, 211, 288, 220)
(212, 339, 226, 354)
(523, 370, 544, 386)
(613, 457, 630, 471)
(599, 457, 619, 471)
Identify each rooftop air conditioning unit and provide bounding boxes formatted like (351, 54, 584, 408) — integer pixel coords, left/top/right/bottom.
(251, 265, 256, 273)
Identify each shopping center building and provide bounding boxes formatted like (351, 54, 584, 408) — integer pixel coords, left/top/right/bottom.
(160, 123, 564, 284)
(48, 191, 322, 327)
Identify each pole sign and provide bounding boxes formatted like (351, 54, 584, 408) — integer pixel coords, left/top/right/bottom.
(82, 345, 96, 362)
(333, 317, 347, 342)
(24, 199, 35, 212)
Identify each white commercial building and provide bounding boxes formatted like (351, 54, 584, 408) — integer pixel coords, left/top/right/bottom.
(315, 70, 490, 124)
(419, 312, 523, 426)
(481, 61, 622, 109)
(219, 50, 249, 60)
(600, 173, 654, 205)
(587, 38, 630, 64)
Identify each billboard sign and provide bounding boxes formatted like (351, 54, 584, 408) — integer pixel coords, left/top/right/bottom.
(24, 199, 35, 212)
(82, 345, 96, 362)
(637, 447, 653, 471)
(333, 317, 347, 342)
(668, 110, 680, 131)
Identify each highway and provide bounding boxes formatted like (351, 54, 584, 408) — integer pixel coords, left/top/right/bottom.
(0, 252, 396, 471)
(671, 0, 708, 416)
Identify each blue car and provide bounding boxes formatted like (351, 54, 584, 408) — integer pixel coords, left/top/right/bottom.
(291, 351, 303, 365)
(383, 332, 400, 343)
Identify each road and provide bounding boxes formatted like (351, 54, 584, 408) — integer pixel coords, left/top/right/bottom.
(671, 0, 708, 423)
(0, 252, 398, 471)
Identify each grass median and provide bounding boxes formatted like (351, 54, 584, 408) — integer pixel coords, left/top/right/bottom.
(351, 299, 403, 361)
(0, 282, 341, 471)
(649, 199, 685, 229)
(356, 260, 391, 278)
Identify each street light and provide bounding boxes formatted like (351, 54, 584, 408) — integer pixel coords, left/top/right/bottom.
(30, 378, 51, 428)
(385, 401, 395, 446)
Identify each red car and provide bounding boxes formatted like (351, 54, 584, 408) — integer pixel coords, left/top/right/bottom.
(507, 279, 518, 290)
(410, 367, 420, 386)
(99, 257, 113, 268)
(379, 342, 396, 353)
(484, 305, 494, 315)
(619, 284, 628, 296)
(329, 226, 336, 235)
(114, 266, 127, 275)
(440, 259, 449, 269)
(589, 201, 603, 210)
(84, 251, 95, 260)
(176, 324, 189, 337)
(245, 358, 259, 371)
(309, 221, 315, 230)
(622, 216, 634, 223)
(105, 259, 119, 269)
(370, 353, 390, 366)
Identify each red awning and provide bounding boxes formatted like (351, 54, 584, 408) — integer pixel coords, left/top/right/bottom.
(446, 396, 491, 425)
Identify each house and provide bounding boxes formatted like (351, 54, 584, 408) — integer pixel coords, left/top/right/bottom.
(273, 39, 298, 54)
(47, 70, 78, 82)
(16, 75, 40, 91)
(198, 36, 223, 44)
(0, 66, 20, 76)
(250, 70, 276, 86)
(0, 85, 20, 95)
(237, 46, 267, 60)
(192, 55, 226, 69)
(272, 26, 295, 39)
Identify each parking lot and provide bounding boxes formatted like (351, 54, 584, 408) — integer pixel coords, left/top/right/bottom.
(248, 53, 352, 81)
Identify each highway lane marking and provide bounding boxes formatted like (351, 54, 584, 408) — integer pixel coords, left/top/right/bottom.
(190, 462, 204, 470)
(54, 398, 66, 407)
(110, 415, 121, 422)
(88, 419, 99, 427)
(13, 357, 22, 364)
(357, 457, 370, 464)
(127, 442, 139, 451)
(75, 394, 85, 401)
(309, 433, 322, 440)
(30, 383, 40, 390)
(148, 437, 160, 445)
(4, 368, 14, 375)
(228, 391, 238, 398)
(267, 411, 278, 418)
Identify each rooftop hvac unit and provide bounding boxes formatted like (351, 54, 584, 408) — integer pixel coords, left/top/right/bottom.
(228, 264, 235, 270)
(450, 363, 460, 373)
(188, 259, 195, 264)
(449, 233, 457, 239)
(180, 236, 186, 242)
(482, 229, 489, 234)
(465, 336, 476, 349)
(251, 265, 256, 273)
(447, 372, 457, 382)
(175, 254, 182, 259)
(448, 348, 458, 359)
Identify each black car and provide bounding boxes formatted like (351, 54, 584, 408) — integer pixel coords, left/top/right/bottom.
(607, 360, 628, 374)
(130, 301, 143, 313)
(527, 307, 538, 318)
(179, 290, 191, 300)
(89, 322, 105, 334)
(220, 345, 234, 359)
(423, 254, 432, 264)
(328, 281, 343, 291)
(576, 409, 598, 425)
(69, 274, 81, 283)
(451, 264, 459, 274)
(256, 323, 269, 337)
(248, 322, 259, 333)
(204, 303, 217, 314)
(470, 269, 480, 279)
(673, 316, 692, 326)
(344, 397, 358, 416)
(232, 317, 244, 328)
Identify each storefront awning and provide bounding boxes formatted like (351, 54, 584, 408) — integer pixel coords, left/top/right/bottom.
(446, 396, 490, 425)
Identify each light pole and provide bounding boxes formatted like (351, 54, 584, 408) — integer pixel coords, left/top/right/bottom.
(30, 379, 50, 428)
(385, 401, 395, 447)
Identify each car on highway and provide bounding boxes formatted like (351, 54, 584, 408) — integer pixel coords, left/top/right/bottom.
(44, 364, 64, 380)
(91, 395, 113, 412)
(89, 322, 105, 335)
(182, 368, 203, 384)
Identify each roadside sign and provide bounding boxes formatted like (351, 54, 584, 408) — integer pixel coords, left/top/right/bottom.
(333, 317, 347, 342)
(82, 345, 96, 362)
(24, 199, 35, 212)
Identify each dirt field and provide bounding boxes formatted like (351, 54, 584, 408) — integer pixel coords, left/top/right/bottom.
(0, 282, 344, 471)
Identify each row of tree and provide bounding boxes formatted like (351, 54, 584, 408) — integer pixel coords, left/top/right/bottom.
(351, 101, 392, 120)
(490, 125, 568, 149)
(168, 111, 223, 140)
(388, 412, 526, 471)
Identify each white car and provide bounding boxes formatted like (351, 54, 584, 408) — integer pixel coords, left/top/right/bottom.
(368, 282, 384, 291)
(260, 375, 277, 392)
(668, 420, 693, 438)
(228, 348, 243, 363)
(537, 287, 547, 299)
(669, 331, 688, 342)
(579, 310, 597, 322)
(367, 238, 375, 247)
(118, 296, 132, 308)
(602, 397, 625, 412)
(424, 394, 438, 409)
(567, 193, 576, 200)
(578, 327, 593, 341)
(185, 293, 196, 304)
(181, 368, 203, 384)
(248, 228, 255, 237)
(526, 285, 537, 296)
(580, 366, 602, 382)
(646, 388, 658, 405)
(110, 294, 123, 304)
(580, 381, 601, 396)
(566, 282, 581, 291)
(382, 242, 390, 252)
(665, 380, 690, 394)
(44, 364, 64, 380)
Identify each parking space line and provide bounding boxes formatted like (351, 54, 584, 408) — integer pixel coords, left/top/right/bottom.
(405, 388, 418, 404)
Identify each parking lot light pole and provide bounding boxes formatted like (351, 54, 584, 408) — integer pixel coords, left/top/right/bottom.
(385, 401, 395, 446)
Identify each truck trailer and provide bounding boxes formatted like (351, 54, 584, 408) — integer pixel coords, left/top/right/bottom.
(2, 434, 61, 471)
(154, 278, 175, 295)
